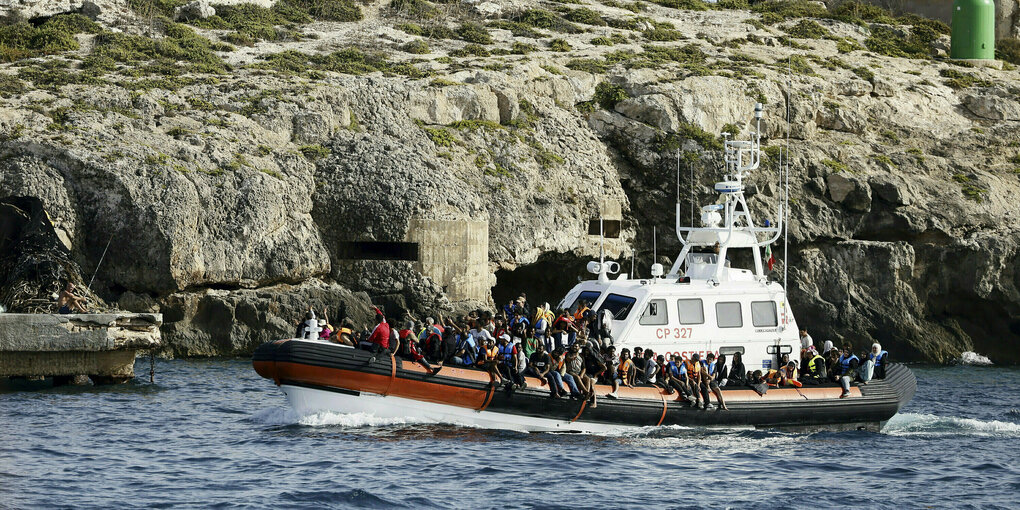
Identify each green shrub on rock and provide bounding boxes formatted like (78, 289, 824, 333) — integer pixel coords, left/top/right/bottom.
(549, 38, 572, 52)
(651, 0, 707, 11)
(564, 8, 606, 26)
(401, 39, 431, 54)
(456, 22, 493, 44)
(785, 19, 829, 39)
(299, 144, 330, 160)
(997, 38, 1020, 65)
(0, 14, 104, 61)
(0, 74, 26, 97)
(593, 81, 629, 109)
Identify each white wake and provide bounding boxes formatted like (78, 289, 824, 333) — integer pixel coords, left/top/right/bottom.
(883, 412, 1020, 437)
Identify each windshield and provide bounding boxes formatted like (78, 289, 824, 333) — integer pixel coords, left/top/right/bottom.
(597, 293, 637, 321)
(570, 291, 601, 313)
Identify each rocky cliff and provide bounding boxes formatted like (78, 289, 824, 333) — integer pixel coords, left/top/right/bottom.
(1, 0, 1018, 362)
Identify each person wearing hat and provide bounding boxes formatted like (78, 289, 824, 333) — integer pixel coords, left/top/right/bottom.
(497, 333, 525, 389)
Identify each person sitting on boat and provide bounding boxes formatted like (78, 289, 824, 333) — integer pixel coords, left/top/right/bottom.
(630, 347, 646, 384)
(333, 319, 356, 347)
(533, 303, 552, 350)
(364, 312, 391, 363)
(572, 300, 590, 323)
(726, 352, 747, 387)
(603, 346, 623, 399)
(642, 349, 657, 385)
(497, 334, 525, 390)
(620, 348, 637, 387)
(821, 340, 835, 356)
(565, 344, 593, 406)
(398, 321, 441, 375)
(550, 348, 582, 399)
(478, 337, 504, 386)
(521, 325, 541, 359)
(696, 353, 727, 410)
(388, 317, 401, 356)
(713, 353, 730, 387)
(550, 309, 577, 350)
(801, 349, 827, 385)
(457, 330, 478, 366)
(748, 370, 768, 396)
(581, 340, 607, 388)
(653, 354, 673, 393)
(607, 348, 635, 399)
(825, 348, 842, 383)
(501, 298, 516, 321)
(779, 361, 802, 387)
(836, 344, 860, 398)
(667, 354, 699, 406)
(869, 342, 889, 380)
(858, 348, 875, 384)
(526, 342, 561, 398)
(509, 311, 529, 337)
(686, 354, 706, 407)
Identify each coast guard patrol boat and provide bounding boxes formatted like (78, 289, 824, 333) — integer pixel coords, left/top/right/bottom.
(559, 103, 794, 372)
(253, 105, 916, 433)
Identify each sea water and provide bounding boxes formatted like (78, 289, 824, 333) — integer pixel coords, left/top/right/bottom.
(1, 359, 1017, 509)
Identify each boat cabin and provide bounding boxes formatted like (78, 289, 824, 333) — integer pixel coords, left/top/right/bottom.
(556, 103, 800, 371)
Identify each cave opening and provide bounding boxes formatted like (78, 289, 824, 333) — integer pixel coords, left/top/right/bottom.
(492, 252, 593, 312)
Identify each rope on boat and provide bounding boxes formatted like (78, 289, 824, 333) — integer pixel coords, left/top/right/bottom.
(570, 398, 588, 423)
(477, 372, 496, 412)
(656, 392, 668, 427)
(382, 352, 397, 396)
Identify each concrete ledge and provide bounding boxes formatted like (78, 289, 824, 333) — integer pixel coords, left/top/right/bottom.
(0, 313, 162, 352)
(0, 313, 162, 383)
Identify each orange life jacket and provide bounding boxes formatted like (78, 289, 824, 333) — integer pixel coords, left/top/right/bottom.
(573, 306, 589, 321)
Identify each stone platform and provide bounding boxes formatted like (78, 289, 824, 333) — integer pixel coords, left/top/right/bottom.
(0, 313, 162, 386)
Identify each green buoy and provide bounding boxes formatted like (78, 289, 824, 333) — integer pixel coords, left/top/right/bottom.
(950, 0, 995, 60)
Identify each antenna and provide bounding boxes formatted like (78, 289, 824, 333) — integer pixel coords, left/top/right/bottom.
(599, 216, 605, 266)
(653, 225, 657, 264)
(783, 39, 793, 294)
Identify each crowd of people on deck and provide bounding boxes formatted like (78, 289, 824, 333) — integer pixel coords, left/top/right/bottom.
(295, 295, 890, 407)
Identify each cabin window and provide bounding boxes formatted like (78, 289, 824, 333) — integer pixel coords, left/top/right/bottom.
(639, 299, 669, 326)
(751, 301, 778, 327)
(570, 291, 602, 313)
(676, 299, 705, 325)
(719, 346, 745, 356)
(598, 294, 637, 321)
(767, 345, 794, 355)
(715, 302, 743, 328)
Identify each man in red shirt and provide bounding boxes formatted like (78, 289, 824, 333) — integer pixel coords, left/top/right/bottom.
(366, 312, 390, 363)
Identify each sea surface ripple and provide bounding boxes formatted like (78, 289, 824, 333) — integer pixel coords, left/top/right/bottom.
(1, 360, 1018, 509)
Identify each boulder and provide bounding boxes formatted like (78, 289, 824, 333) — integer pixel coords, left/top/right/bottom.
(962, 88, 1020, 121)
(174, 0, 214, 21)
(613, 94, 678, 132)
(826, 173, 871, 212)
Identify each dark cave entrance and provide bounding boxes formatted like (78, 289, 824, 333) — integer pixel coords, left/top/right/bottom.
(492, 252, 593, 311)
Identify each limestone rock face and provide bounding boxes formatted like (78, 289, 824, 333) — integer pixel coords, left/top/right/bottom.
(160, 279, 374, 357)
(962, 87, 1020, 121)
(0, 0, 130, 24)
(1, 0, 1018, 363)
